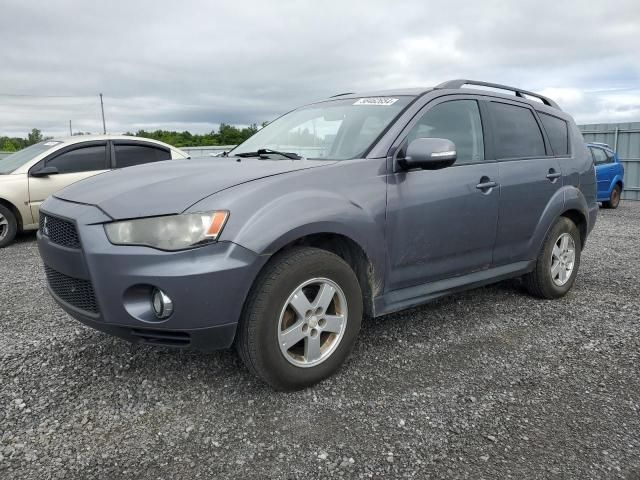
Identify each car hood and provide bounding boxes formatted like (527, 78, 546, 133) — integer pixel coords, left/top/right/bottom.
(55, 157, 334, 220)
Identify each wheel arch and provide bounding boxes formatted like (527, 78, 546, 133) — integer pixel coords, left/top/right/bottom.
(251, 229, 379, 318)
(611, 175, 624, 192)
(559, 209, 587, 248)
(529, 186, 591, 259)
(0, 197, 24, 231)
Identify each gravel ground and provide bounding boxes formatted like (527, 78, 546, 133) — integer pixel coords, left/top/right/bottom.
(1, 203, 639, 479)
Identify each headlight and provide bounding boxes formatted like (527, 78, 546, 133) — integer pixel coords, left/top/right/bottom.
(104, 211, 229, 251)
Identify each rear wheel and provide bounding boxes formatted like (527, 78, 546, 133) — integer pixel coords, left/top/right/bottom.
(0, 204, 18, 248)
(603, 184, 621, 209)
(523, 216, 581, 299)
(236, 247, 363, 390)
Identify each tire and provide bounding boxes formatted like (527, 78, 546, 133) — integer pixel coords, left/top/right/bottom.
(0, 204, 18, 248)
(523, 216, 581, 299)
(236, 247, 363, 391)
(603, 184, 621, 209)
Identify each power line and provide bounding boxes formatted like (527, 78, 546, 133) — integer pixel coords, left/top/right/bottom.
(0, 93, 96, 98)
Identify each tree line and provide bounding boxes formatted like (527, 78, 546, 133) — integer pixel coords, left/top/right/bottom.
(0, 123, 265, 152)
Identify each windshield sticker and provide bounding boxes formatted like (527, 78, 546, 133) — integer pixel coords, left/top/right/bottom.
(43, 141, 62, 146)
(353, 97, 399, 106)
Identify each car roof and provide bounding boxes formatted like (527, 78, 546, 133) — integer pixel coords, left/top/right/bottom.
(47, 134, 183, 151)
(586, 142, 614, 152)
(327, 87, 434, 99)
(322, 80, 563, 113)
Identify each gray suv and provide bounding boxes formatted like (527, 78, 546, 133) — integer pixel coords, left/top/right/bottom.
(37, 80, 598, 390)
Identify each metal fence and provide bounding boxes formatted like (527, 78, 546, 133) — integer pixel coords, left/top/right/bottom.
(579, 122, 640, 200)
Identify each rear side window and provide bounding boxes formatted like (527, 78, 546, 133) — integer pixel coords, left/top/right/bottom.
(47, 145, 107, 174)
(406, 99, 485, 164)
(114, 144, 171, 168)
(488, 102, 546, 159)
(590, 147, 611, 165)
(539, 113, 569, 155)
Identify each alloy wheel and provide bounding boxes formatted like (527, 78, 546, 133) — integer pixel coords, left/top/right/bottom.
(277, 278, 348, 368)
(550, 233, 576, 286)
(0, 212, 8, 241)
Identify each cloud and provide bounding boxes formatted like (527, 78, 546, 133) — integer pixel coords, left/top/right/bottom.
(0, 0, 639, 138)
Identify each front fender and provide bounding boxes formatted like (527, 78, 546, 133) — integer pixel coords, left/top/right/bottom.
(189, 158, 389, 291)
(233, 189, 386, 284)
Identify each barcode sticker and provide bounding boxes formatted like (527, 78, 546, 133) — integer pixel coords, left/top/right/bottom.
(353, 97, 399, 106)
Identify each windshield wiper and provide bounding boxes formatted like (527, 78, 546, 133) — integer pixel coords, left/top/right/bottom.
(234, 148, 302, 160)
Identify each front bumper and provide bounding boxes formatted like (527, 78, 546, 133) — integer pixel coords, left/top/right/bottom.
(37, 196, 264, 352)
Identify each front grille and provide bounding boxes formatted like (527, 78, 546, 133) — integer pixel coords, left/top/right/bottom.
(40, 213, 80, 249)
(44, 266, 99, 314)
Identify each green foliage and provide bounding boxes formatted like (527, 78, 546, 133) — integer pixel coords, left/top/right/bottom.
(0, 139, 17, 152)
(1, 123, 262, 152)
(0, 128, 52, 151)
(27, 128, 43, 145)
(126, 123, 260, 148)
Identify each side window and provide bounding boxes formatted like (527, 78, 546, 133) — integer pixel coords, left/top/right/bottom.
(591, 147, 611, 165)
(605, 150, 615, 163)
(539, 112, 569, 156)
(114, 144, 171, 168)
(488, 102, 546, 159)
(46, 145, 107, 174)
(406, 100, 484, 164)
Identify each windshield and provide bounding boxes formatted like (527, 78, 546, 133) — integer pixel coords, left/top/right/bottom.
(231, 96, 414, 160)
(0, 141, 63, 174)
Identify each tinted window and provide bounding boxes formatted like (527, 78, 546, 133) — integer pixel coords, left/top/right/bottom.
(489, 102, 546, 159)
(115, 144, 171, 168)
(590, 147, 611, 165)
(47, 145, 107, 174)
(406, 100, 484, 164)
(539, 112, 569, 155)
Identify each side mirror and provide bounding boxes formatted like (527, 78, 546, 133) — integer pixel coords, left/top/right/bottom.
(398, 138, 457, 170)
(30, 166, 59, 177)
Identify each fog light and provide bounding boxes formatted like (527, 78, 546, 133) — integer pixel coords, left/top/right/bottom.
(151, 288, 173, 319)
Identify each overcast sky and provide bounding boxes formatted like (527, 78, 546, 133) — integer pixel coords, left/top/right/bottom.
(1, 0, 639, 138)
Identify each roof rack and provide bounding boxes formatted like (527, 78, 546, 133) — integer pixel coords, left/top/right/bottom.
(435, 79, 561, 110)
(329, 92, 355, 98)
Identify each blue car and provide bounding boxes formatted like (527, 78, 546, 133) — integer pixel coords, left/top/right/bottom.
(587, 142, 625, 209)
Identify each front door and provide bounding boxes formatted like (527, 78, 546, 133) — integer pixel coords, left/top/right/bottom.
(386, 98, 499, 291)
(28, 141, 110, 223)
(591, 146, 613, 200)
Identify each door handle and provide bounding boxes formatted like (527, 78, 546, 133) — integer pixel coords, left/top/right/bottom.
(476, 176, 497, 190)
(546, 169, 561, 181)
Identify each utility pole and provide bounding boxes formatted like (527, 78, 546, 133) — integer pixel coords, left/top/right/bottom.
(69, 120, 72, 136)
(99, 93, 106, 134)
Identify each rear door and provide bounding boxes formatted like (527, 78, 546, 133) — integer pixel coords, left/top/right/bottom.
(488, 100, 563, 265)
(386, 96, 499, 290)
(112, 141, 172, 168)
(28, 141, 109, 223)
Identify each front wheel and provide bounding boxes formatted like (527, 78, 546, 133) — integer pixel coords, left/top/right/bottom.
(523, 217, 581, 299)
(603, 184, 621, 209)
(236, 247, 363, 390)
